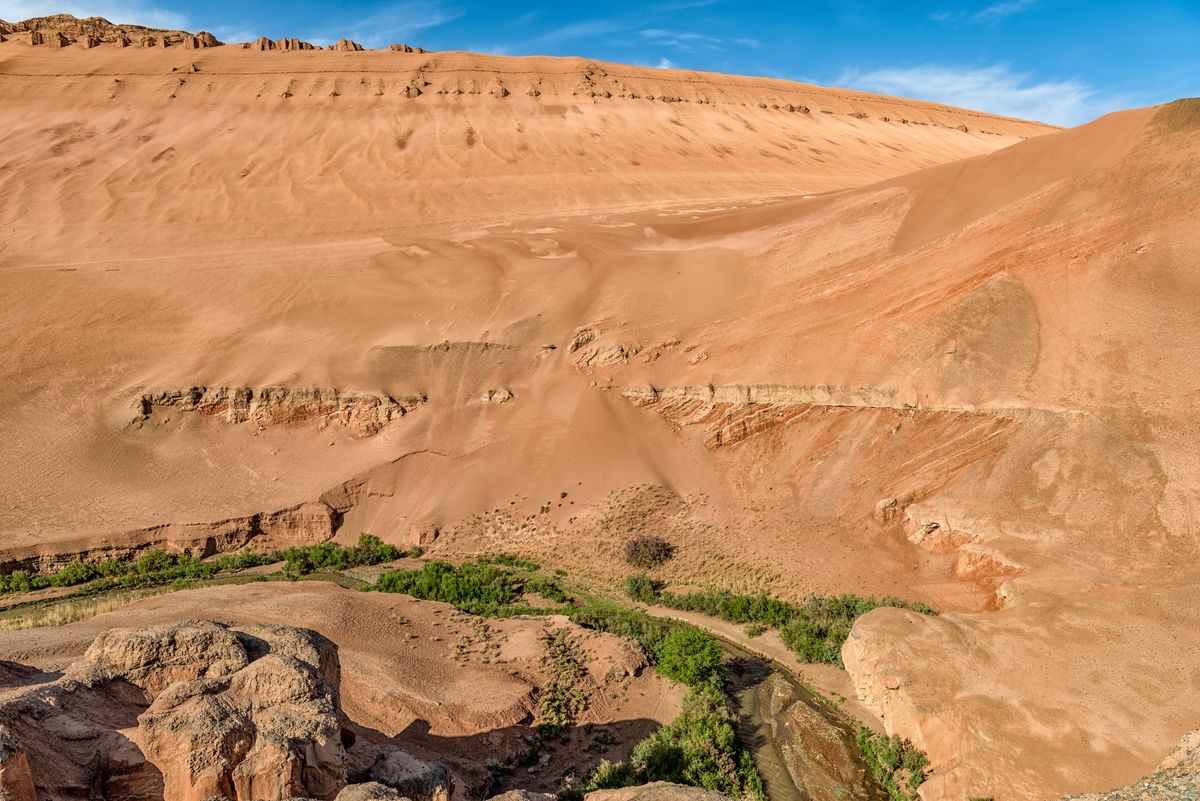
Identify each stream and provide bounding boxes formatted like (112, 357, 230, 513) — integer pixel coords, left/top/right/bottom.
(719, 640, 884, 801)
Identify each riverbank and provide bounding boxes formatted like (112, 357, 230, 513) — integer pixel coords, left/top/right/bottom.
(643, 604, 885, 734)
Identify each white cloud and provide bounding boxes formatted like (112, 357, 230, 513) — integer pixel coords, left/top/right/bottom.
(640, 28, 723, 51)
(335, 2, 462, 49)
(656, 57, 676, 69)
(532, 18, 625, 44)
(0, 0, 188, 28)
(932, 0, 1036, 25)
(838, 63, 1106, 126)
(974, 0, 1035, 21)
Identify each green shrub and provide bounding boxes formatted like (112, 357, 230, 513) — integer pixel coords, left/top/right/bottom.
(48, 561, 100, 587)
(525, 576, 572, 604)
(633, 685, 762, 798)
(856, 727, 929, 801)
(623, 536, 676, 569)
(279, 533, 401, 578)
(743, 622, 767, 638)
(624, 573, 663, 604)
(586, 759, 636, 791)
(654, 627, 724, 689)
(375, 560, 519, 615)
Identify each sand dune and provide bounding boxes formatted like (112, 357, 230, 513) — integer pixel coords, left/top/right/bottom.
(2, 31, 1198, 801)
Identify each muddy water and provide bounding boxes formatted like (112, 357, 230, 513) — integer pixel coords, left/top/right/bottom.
(721, 641, 883, 801)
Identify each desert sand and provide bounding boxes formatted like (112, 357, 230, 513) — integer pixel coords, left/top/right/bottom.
(2, 18, 1198, 801)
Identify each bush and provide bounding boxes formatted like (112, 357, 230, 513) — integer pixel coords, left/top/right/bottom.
(375, 560, 519, 615)
(49, 561, 100, 587)
(631, 685, 761, 798)
(856, 728, 929, 801)
(586, 759, 636, 791)
(279, 533, 402, 578)
(623, 536, 675, 570)
(743, 622, 766, 638)
(653, 627, 724, 689)
(525, 575, 572, 604)
(624, 573, 663, 604)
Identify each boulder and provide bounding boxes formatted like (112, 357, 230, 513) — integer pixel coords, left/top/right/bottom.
(369, 750, 452, 801)
(331, 39, 364, 52)
(338, 782, 412, 801)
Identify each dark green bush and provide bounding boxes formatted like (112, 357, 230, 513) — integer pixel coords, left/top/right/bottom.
(653, 627, 724, 689)
(525, 575, 572, 604)
(624, 573, 663, 604)
(590, 685, 762, 800)
(279, 533, 401, 578)
(856, 727, 929, 801)
(375, 560, 519, 615)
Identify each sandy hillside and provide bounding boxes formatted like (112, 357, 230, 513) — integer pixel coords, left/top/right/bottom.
(3, 26, 1199, 801)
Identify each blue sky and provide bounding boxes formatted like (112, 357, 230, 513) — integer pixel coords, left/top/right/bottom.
(3, 0, 1196, 125)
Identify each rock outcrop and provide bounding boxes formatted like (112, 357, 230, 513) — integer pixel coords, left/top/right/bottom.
(338, 782, 411, 801)
(388, 43, 428, 53)
(0, 621, 354, 801)
(3, 13, 222, 47)
(0, 498, 339, 575)
(132, 386, 423, 438)
(331, 39, 364, 52)
(0, 619, 472, 801)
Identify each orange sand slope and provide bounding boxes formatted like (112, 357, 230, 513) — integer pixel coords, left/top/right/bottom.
(3, 34, 1200, 801)
(0, 39, 1049, 258)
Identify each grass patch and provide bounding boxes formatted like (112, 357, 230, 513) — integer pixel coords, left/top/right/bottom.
(538, 628, 589, 734)
(856, 728, 930, 801)
(628, 581, 935, 666)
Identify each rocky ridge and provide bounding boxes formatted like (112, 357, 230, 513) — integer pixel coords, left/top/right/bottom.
(1, 13, 220, 47)
(132, 386, 424, 438)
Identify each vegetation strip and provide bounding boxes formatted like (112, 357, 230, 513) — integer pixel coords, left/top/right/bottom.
(0, 534, 420, 597)
(625, 574, 935, 666)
